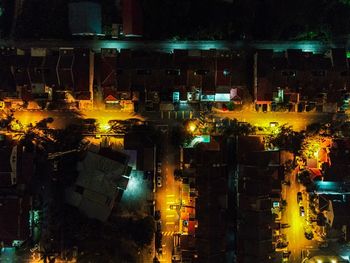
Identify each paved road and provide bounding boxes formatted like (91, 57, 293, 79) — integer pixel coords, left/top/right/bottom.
(282, 170, 317, 263)
(0, 39, 341, 53)
(155, 128, 181, 263)
(11, 109, 344, 132)
(213, 110, 340, 131)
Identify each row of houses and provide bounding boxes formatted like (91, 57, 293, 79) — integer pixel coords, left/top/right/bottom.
(1, 47, 350, 111)
(0, 139, 34, 248)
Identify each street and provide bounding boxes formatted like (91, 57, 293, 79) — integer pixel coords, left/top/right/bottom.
(213, 110, 337, 132)
(155, 126, 181, 263)
(11, 109, 341, 132)
(281, 170, 316, 263)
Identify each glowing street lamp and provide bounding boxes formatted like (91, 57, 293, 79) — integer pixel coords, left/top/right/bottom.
(101, 123, 111, 132)
(187, 123, 196, 133)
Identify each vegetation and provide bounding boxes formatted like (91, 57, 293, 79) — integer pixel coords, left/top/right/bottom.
(219, 118, 256, 137)
(265, 125, 304, 154)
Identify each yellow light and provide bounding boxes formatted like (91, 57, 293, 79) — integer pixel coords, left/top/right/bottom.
(101, 124, 111, 132)
(317, 260, 322, 263)
(188, 123, 196, 133)
(331, 260, 337, 263)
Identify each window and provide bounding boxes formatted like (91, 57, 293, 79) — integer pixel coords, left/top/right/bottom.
(311, 70, 326, 77)
(281, 70, 296, 77)
(166, 69, 180, 76)
(136, 69, 152, 75)
(194, 69, 209, 75)
(223, 69, 231, 76)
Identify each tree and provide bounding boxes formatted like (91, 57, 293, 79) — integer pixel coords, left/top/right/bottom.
(266, 125, 304, 154)
(131, 216, 155, 247)
(170, 125, 193, 147)
(220, 118, 256, 137)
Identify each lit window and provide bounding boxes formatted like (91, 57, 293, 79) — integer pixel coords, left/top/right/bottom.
(223, 69, 231, 76)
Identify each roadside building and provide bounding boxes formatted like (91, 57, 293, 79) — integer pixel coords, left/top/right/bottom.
(68, 1, 102, 36)
(235, 136, 291, 263)
(65, 147, 131, 222)
(254, 48, 350, 112)
(0, 47, 16, 100)
(0, 142, 34, 247)
(122, 0, 143, 37)
(194, 136, 231, 262)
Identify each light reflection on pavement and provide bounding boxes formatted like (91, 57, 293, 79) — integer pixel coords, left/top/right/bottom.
(155, 129, 181, 263)
(282, 170, 317, 262)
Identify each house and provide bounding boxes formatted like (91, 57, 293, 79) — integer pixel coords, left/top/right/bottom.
(0, 195, 31, 246)
(0, 47, 16, 100)
(124, 131, 155, 172)
(122, 0, 143, 37)
(0, 142, 34, 246)
(235, 137, 294, 262)
(28, 48, 50, 102)
(65, 148, 131, 221)
(194, 137, 231, 262)
(73, 48, 94, 109)
(254, 48, 350, 112)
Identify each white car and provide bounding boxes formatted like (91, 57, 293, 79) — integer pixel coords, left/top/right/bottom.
(157, 162, 162, 174)
(157, 176, 162, 187)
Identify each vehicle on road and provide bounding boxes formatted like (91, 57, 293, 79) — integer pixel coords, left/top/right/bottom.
(282, 251, 291, 262)
(299, 206, 305, 216)
(281, 223, 290, 228)
(157, 162, 162, 174)
(276, 241, 289, 249)
(297, 192, 303, 204)
(157, 176, 162, 187)
(170, 204, 180, 210)
(53, 160, 58, 172)
(269, 122, 279, 127)
(154, 210, 161, 221)
(155, 231, 162, 250)
(156, 221, 162, 232)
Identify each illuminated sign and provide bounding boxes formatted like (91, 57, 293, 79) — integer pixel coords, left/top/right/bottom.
(215, 93, 230, 102)
(173, 92, 180, 102)
(201, 94, 215, 101)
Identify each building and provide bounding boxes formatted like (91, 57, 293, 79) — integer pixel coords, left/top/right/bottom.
(0, 141, 34, 247)
(65, 147, 132, 222)
(194, 137, 231, 262)
(254, 48, 350, 112)
(68, 1, 102, 36)
(235, 136, 290, 263)
(122, 0, 143, 37)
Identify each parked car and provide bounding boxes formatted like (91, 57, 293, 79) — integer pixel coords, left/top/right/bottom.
(155, 231, 162, 249)
(157, 176, 162, 187)
(157, 162, 162, 174)
(156, 221, 162, 232)
(281, 223, 290, 228)
(282, 251, 291, 262)
(299, 206, 305, 217)
(297, 192, 303, 204)
(154, 210, 161, 221)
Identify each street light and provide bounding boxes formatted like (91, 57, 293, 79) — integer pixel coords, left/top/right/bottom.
(187, 122, 196, 133)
